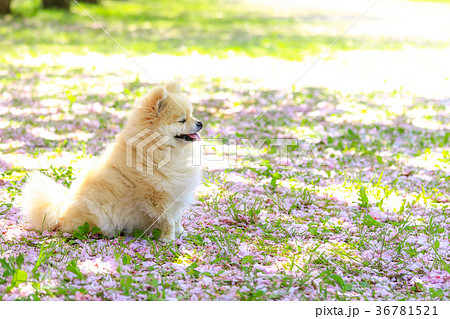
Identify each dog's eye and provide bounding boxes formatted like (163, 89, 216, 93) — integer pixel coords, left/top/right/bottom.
(179, 118, 186, 124)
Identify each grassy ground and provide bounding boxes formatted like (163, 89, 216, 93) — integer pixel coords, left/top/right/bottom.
(2, 0, 448, 60)
(0, 0, 449, 301)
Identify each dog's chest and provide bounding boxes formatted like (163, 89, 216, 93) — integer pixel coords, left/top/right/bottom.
(161, 166, 201, 196)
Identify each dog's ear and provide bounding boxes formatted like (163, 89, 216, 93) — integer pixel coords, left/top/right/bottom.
(141, 86, 169, 118)
(165, 82, 182, 94)
(156, 91, 169, 116)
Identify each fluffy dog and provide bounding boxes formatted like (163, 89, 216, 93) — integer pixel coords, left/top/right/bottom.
(21, 82, 202, 242)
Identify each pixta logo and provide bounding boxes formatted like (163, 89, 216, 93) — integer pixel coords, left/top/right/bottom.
(126, 128, 172, 175)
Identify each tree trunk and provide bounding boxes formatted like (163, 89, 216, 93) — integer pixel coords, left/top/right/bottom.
(42, 0, 71, 9)
(0, 0, 11, 14)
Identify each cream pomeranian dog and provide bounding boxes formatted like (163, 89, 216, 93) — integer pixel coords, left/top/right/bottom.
(21, 82, 202, 242)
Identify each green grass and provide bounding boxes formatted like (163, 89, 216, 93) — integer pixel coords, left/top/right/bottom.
(1, 0, 447, 61)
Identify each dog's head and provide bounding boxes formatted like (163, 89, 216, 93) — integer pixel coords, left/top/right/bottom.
(136, 82, 203, 147)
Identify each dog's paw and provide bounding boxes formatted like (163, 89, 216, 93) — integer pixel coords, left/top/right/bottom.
(175, 225, 186, 237)
(159, 234, 175, 243)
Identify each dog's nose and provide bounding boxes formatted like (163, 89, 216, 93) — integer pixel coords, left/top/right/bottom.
(196, 121, 203, 129)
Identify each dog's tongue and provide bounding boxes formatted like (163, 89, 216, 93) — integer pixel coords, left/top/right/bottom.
(187, 133, 201, 141)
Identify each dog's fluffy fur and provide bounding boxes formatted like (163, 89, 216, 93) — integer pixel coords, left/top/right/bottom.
(21, 82, 202, 242)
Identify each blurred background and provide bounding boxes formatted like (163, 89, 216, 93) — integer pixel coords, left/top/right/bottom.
(1, 0, 449, 94)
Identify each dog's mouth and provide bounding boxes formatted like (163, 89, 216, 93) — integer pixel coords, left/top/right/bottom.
(175, 133, 201, 142)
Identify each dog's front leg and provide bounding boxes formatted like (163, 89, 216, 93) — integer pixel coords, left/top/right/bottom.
(157, 207, 185, 241)
(175, 222, 185, 237)
(173, 208, 185, 237)
(144, 196, 185, 242)
(156, 216, 176, 243)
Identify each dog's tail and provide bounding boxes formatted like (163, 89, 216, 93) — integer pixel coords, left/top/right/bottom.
(21, 172, 68, 231)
